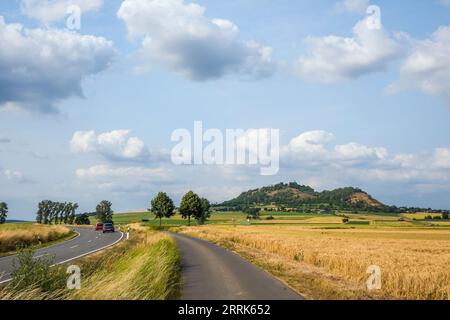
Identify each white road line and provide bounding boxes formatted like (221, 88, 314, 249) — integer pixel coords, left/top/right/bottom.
(70, 245, 79, 249)
(0, 232, 124, 285)
(88, 240, 92, 243)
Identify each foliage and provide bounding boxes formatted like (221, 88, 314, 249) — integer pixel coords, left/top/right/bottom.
(36, 201, 79, 225)
(96, 200, 113, 223)
(10, 249, 66, 292)
(75, 213, 91, 225)
(179, 191, 203, 226)
(0, 202, 8, 224)
(150, 192, 175, 227)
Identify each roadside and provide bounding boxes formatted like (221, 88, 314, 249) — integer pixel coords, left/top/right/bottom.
(0, 224, 76, 258)
(0, 225, 180, 300)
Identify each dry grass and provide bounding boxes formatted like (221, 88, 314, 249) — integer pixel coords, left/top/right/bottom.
(180, 225, 450, 300)
(0, 224, 71, 254)
(0, 225, 180, 300)
(71, 226, 180, 300)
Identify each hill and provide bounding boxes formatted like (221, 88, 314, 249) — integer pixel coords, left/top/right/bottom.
(219, 182, 385, 211)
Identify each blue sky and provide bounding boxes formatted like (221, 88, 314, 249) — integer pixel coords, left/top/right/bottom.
(1, 0, 450, 220)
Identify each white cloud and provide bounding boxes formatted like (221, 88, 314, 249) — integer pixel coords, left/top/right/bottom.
(335, 142, 388, 160)
(76, 165, 171, 181)
(287, 130, 335, 155)
(117, 0, 275, 81)
(20, 0, 103, 24)
(295, 16, 402, 84)
(71, 130, 149, 161)
(336, 0, 370, 14)
(389, 26, 450, 101)
(434, 148, 450, 168)
(2, 169, 33, 183)
(0, 16, 115, 113)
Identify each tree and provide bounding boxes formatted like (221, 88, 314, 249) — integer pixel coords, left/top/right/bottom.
(197, 198, 211, 225)
(0, 202, 8, 224)
(68, 203, 78, 225)
(96, 200, 113, 223)
(243, 207, 261, 220)
(179, 191, 203, 226)
(150, 192, 175, 227)
(36, 202, 43, 224)
(75, 213, 91, 225)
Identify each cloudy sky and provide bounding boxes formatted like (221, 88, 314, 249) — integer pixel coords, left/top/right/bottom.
(1, 0, 450, 220)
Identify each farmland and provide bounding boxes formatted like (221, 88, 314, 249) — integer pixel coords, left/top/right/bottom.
(174, 211, 450, 300)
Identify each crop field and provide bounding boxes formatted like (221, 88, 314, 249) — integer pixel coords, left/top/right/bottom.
(178, 213, 450, 300)
(0, 223, 73, 254)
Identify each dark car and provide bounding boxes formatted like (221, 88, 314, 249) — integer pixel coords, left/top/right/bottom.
(103, 222, 115, 233)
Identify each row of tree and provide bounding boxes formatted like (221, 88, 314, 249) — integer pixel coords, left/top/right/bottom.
(150, 191, 210, 226)
(0, 202, 8, 224)
(36, 201, 79, 225)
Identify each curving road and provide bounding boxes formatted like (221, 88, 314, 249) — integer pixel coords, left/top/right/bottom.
(0, 227, 123, 285)
(171, 233, 303, 300)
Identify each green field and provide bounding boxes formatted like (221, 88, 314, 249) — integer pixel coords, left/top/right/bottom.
(102, 210, 450, 230)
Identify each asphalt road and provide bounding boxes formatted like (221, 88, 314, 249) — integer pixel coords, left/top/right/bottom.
(0, 227, 123, 284)
(171, 233, 303, 300)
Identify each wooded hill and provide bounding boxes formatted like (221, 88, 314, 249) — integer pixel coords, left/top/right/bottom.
(219, 182, 385, 211)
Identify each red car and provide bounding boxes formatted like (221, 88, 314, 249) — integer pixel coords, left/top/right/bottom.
(95, 223, 103, 231)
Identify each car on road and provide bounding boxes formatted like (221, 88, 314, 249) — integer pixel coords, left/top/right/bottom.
(95, 223, 103, 231)
(103, 223, 115, 233)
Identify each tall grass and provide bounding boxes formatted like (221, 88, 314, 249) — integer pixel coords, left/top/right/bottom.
(0, 226, 180, 300)
(181, 225, 450, 300)
(0, 224, 71, 254)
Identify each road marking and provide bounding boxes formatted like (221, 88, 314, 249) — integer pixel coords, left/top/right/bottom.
(0, 231, 124, 285)
(88, 240, 92, 243)
(70, 245, 79, 249)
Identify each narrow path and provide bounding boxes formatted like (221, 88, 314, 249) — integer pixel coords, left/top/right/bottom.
(171, 233, 303, 300)
(0, 227, 124, 284)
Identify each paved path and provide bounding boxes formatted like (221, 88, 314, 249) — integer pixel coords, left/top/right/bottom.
(171, 233, 303, 300)
(0, 227, 123, 284)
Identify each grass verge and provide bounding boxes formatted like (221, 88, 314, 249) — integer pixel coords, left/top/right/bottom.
(0, 225, 180, 300)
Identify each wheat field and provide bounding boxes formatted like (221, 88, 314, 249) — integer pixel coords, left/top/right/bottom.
(181, 225, 450, 300)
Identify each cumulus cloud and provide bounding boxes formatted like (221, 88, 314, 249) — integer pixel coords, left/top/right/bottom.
(117, 0, 275, 81)
(0, 16, 115, 113)
(388, 26, 450, 101)
(70, 130, 150, 161)
(335, 142, 388, 160)
(287, 130, 335, 155)
(20, 0, 103, 24)
(295, 15, 402, 84)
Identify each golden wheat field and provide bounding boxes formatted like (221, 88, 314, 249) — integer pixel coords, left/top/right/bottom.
(0, 224, 72, 254)
(181, 225, 450, 300)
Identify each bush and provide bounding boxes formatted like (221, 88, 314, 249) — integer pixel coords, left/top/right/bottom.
(266, 216, 275, 221)
(10, 249, 66, 292)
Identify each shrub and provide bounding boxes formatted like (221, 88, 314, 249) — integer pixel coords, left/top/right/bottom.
(10, 249, 66, 292)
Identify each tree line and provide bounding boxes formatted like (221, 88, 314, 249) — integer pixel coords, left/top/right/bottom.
(150, 191, 210, 226)
(36, 201, 79, 225)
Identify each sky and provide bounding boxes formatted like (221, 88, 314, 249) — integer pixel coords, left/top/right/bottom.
(1, 0, 450, 220)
